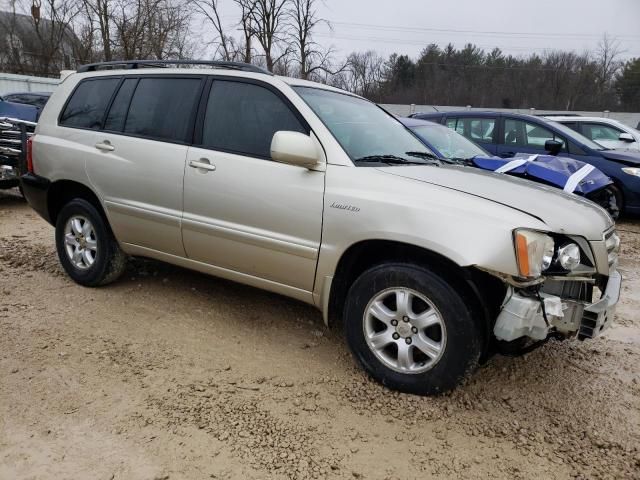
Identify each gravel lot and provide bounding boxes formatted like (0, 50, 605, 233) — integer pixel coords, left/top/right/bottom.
(1, 188, 639, 480)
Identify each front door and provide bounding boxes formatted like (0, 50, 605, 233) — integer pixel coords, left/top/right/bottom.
(497, 118, 568, 158)
(182, 79, 325, 292)
(580, 122, 638, 151)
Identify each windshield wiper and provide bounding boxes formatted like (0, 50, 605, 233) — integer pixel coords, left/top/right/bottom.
(405, 151, 441, 162)
(448, 157, 475, 165)
(354, 154, 437, 166)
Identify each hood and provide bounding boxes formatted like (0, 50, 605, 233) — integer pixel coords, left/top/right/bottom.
(377, 165, 613, 240)
(600, 149, 640, 166)
(0, 101, 39, 122)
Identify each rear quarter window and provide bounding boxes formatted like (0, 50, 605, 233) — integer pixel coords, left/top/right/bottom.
(59, 78, 120, 129)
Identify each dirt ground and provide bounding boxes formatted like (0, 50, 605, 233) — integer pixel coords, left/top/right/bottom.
(1, 188, 639, 480)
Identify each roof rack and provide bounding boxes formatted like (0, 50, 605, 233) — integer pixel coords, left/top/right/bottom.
(76, 60, 273, 75)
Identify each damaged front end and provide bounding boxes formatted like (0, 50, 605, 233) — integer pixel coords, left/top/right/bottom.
(491, 228, 621, 350)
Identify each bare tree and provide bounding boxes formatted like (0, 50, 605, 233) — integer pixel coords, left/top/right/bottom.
(79, 0, 113, 61)
(248, 0, 288, 72)
(109, 0, 192, 60)
(595, 33, 624, 94)
(9, 0, 81, 74)
(287, 0, 332, 79)
(335, 50, 385, 99)
(234, 0, 256, 63)
(190, 0, 232, 60)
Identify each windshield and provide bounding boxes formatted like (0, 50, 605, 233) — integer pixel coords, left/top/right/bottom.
(548, 120, 605, 150)
(293, 86, 435, 165)
(411, 125, 488, 159)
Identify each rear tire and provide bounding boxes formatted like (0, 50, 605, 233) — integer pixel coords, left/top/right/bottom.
(344, 263, 482, 395)
(55, 199, 126, 287)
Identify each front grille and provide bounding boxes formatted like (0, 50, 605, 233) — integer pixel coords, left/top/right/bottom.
(604, 229, 620, 269)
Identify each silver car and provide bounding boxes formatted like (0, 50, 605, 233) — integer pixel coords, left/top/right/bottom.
(20, 60, 621, 395)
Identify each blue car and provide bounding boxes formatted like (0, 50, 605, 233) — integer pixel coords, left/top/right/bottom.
(411, 111, 640, 215)
(0, 96, 39, 122)
(400, 117, 619, 218)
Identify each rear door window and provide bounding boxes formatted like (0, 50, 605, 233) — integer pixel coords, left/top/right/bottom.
(59, 78, 120, 129)
(200, 80, 306, 159)
(104, 78, 138, 132)
(453, 117, 496, 144)
(124, 77, 202, 142)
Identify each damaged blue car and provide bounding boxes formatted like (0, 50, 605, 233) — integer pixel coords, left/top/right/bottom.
(400, 117, 619, 218)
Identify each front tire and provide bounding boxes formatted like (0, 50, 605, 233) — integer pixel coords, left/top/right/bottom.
(55, 199, 126, 287)
(587, 185, 623, 220)
(344, 263, 482, 395)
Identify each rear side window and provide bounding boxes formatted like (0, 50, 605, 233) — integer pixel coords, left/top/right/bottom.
(60, 78, 120, 129)
(201, 80, 306, 158)
(104, 78, 137, 132)
(124, 78, 201, 142)
(452, 117, 496, 144)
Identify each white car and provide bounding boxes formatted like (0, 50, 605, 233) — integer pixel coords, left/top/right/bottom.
(546, 116, 640, 152)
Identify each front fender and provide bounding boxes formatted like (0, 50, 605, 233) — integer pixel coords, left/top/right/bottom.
(313, 165, 548, 308)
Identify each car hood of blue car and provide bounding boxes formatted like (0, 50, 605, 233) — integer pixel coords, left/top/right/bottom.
(600, 148, 640, 166)
(0, 101, 39, 122)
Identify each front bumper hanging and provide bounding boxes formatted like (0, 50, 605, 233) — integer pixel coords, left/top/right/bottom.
(494, 270, 621, 342)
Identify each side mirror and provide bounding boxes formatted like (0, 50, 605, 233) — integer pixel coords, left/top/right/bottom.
(271, 131, 320, 168)
(619, 132, 635, 143)
(545, 139, 563, 156)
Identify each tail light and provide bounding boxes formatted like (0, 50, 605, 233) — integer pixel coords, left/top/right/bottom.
(26, 135, 35, 173)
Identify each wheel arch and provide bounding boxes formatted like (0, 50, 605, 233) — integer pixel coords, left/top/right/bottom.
(326, 239, 506, 357)
(47, 180, 108, 227)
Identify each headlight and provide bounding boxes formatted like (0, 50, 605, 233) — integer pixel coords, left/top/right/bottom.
(514, 229, 555, 278)
(622, 167, 640, 177)
(557, 243, 580, 270)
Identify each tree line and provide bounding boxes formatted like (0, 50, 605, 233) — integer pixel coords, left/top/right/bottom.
(1, 0, 639, 111)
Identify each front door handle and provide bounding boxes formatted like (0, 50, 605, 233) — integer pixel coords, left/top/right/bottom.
(95, 141, 115, 152)
(189, 159, 216, 172)
(500, 151, 515, 158)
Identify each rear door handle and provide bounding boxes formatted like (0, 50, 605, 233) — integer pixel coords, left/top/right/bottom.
(95, 141, 115, 152)
(189, 159, 216, 172)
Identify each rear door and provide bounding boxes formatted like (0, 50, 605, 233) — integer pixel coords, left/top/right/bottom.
(79, 75, 204, 256)
(182, 78, 325, 293)
(446, 116, 499, 155)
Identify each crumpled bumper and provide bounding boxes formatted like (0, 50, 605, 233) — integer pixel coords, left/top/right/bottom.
(494, 270, 622, 342)
(578, 270, 621, 339)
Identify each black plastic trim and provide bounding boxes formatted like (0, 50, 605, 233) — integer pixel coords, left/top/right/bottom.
(20, 173, 51, 223)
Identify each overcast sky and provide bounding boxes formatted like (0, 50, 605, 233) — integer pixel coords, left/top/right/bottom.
(214, 0, 640, 60)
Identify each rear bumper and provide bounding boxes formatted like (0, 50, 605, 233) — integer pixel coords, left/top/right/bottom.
(21, 173, 51, 224)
